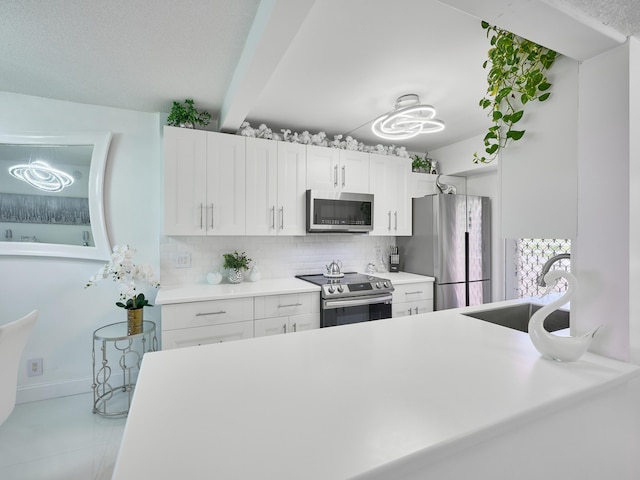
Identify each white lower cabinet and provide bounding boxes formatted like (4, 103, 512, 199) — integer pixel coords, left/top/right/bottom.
(254, 292, 320, 338)
(392, 281, 434, 318)
(161, 292, 320, 349)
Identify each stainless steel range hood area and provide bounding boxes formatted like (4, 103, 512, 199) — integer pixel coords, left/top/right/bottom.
(306, 190, 374, 233)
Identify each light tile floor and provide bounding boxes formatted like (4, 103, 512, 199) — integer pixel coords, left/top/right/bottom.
(0, 393, 126, 480)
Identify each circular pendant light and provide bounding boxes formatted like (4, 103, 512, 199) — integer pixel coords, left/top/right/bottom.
(372, 94, 445, 141)
(8, 160, 74, 192)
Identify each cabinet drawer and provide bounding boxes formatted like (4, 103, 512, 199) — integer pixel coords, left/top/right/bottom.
(162, 321, 253, 350)
(392, 282, 433, 302)
(162, 298, 254, 331)
(254, 292, 319, 319)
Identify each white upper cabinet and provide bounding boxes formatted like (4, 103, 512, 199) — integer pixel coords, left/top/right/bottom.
(163, 127, 245, 236)
(370, 153, 412, 236)
(163, 126, 207, 236)
(306, 145, 370, 193)
(246, 138, 307, 236)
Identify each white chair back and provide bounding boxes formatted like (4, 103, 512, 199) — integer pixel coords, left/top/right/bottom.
(0, 310, 38, 426)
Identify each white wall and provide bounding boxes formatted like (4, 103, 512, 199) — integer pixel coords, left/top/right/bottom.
(630, 36, 640, 365)
(574, 42, 632, 362)
(0, 92, 162, 402)
(500, 55, 579, 240)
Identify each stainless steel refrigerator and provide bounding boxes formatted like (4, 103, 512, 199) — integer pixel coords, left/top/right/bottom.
(398, 194, 491, 310)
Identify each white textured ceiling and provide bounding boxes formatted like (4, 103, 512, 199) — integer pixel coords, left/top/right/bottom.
(0, 0, 638, 154)
(0, 0, 261, 113)
(552, 0, 640, 35)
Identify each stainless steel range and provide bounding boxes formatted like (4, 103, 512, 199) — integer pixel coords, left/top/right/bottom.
(296, 272, 394, 328)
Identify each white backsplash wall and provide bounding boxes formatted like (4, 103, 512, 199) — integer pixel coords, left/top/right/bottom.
(160, 235, 397, 285)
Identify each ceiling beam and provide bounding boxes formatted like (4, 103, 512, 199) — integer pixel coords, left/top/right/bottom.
(219, 0, 316, 133)
(437, 0, 626, 60)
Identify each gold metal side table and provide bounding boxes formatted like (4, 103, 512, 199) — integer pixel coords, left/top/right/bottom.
(92, 320, 157, 417)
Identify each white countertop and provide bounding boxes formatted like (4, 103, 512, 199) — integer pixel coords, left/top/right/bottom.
(113, 303, 640, 479)
(156, 272, 433, 304)
(374, 271, 435, 285)
(155, 277, 321, 305)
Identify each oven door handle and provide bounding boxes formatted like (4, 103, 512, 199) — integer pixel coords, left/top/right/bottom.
(323, 294, 393, 310)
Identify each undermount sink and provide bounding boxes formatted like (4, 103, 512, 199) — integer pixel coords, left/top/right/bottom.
(463, 303, 569, 333)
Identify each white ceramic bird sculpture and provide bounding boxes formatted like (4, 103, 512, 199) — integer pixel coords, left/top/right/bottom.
(528, 270, 601, 362)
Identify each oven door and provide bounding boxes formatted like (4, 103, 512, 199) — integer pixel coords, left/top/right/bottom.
(321, 294, 392, 328)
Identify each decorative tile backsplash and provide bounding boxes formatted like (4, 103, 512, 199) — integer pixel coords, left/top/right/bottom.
(160, 235, 397, 286)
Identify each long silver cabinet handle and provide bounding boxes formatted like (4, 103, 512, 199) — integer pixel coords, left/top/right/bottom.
(388, 211, 391, 231)
(342, 165, 346, 187)
(282, 323, 287, 334)
(200, 203, 204, 229)
(394, 211, 398, 230)
(271, 206, 275, 230)
(334, 165, 338, 187)
(323, 294, 393, 310)
(278, 303, 303, 308)
(414, 307, 419, 315)
(405, 291, 424, 295)
(210, 203, 214, 230)
(280, 207, 284, 230)
(408, 308, 412, 315)
(292, 323, 297, 332)
(195, 311, 227, 316)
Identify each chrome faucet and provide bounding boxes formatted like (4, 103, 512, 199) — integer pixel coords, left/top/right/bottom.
(537, 253, 571, 287)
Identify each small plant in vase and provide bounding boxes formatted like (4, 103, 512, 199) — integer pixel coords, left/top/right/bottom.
(223, 250, 251, 284)
(166, 98, 211, 129)
(411, 153, 432, 173)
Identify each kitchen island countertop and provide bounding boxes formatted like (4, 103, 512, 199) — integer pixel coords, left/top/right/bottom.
(113, 301, 640, 479)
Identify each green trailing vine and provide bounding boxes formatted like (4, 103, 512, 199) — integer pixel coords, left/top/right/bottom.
(474, 21, 558, 164)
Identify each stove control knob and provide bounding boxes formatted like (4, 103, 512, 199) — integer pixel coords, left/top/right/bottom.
(337, 285, 344, 293)
(383, 281, 390, 288)
(375, 282, 381, 289)
(327, 285, 335, 294)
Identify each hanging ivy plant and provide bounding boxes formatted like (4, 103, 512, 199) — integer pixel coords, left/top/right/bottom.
(473, 21, 558, 164)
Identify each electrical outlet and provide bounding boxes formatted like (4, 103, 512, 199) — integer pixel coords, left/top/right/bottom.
(27, 358, 43, 377)
(174, 252, 191, 268)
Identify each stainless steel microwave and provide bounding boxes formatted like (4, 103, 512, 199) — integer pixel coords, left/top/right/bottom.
(306, 190, 374, 233)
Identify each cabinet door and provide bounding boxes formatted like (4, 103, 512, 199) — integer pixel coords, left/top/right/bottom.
(392, 301, 432, 318)
(207, 132, 246, 235)
(306, 145, 339, 190)
(277, 142, 307, 235)
(388, 157, 411, 236)
(254, 313, 320, 338)
(254, 316, 290, 337)
(163, 126, 207, 235)
(339, 150, 370, 193)
(288, 313, 320, 332)
(246, 137, 278, 235)
(162, 321, 254, 349)
(369, 153, 391, 235)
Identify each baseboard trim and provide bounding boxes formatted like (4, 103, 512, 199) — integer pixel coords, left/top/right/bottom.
(16, 373, 125, 404)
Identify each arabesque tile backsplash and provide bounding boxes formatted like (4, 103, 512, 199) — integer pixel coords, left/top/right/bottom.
(160, 235, 397, 286)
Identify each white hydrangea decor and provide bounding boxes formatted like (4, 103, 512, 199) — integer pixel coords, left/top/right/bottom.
(238, 121, 409, 158)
